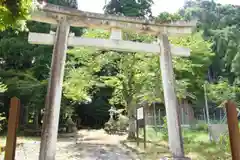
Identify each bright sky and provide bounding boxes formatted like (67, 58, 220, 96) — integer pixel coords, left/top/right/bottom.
(78, 0, 240, 16)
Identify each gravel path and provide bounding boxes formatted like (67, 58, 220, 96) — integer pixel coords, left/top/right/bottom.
(0, 130, 138, 160)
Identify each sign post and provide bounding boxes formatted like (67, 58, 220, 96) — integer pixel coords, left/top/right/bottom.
(225, 100, 240, 160)
(136, 105, 146, 149)
(4, 97, 20, 160)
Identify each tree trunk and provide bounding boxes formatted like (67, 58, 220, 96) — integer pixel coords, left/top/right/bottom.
(127, 103, 136, 139)
(24, 106, 28, 126)
(34, 109, 39, 129)
(19, 104, 25, 129)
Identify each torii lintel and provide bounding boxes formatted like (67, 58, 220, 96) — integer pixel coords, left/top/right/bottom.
(31, 2, 196, 36)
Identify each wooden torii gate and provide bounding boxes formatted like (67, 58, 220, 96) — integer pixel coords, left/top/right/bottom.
(28, 2, 196, 160)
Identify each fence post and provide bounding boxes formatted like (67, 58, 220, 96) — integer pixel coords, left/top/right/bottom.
(4, 97, 20, 160)
(181, 108, 184, 125)
(158, 109, 161, 126)
(225, 100, 240, 160)
(153, 102, 157, 134)
(203, 108, 206, 123)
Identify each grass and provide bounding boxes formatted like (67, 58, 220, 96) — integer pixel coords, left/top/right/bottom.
(123, 126, 231, 160)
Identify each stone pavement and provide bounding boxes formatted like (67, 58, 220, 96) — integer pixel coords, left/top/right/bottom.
(0, 129, 138, 160)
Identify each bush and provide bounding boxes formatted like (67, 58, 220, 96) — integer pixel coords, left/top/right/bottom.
(0, 113, 6, 132)
(104, 109, 128, 135)
(219, 133, 230, 153)
(162, 116, 168, 140)
(104, 118, 118, 134)
(117, 114, 129, 130)
(195, 123, 208, 132)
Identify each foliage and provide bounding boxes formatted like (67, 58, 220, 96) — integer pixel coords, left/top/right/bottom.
(0, 0, 82, 130)
(101, 52, 153, 107)
(170, 33, 214, 102)
(48, 0, 78, 8)
(66, 28, 214, 121)
(0, 81, 7, 93)
(207, 79, 240, 105)
(0, 113, 5, 132)
(0, 0, 78, 30)
(180, 0, 240, 86)
(156, 12, 182, 23)
(104, 108, 128, 134)
(64, 49, 106, 102)
(161, 116, 168, 140)
(0, 0, 32, 31)
(0, 21, 52, 115)
(104, 0, 153, 17)
(219, 133, 231, 154)
(195, 123, 208, 132)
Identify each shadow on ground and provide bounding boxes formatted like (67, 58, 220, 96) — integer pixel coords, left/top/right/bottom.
(60, 142, 135, 160)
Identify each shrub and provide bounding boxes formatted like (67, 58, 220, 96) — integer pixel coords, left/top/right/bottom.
(117, 114, 129, 130)
(0, 113, 6, 132)
(162, 116, 168, 140)
(195, 123, 208, 132)
(219, 133, 230, 153)
(104, 109, 128, 135)
(104, 118, 118, 134)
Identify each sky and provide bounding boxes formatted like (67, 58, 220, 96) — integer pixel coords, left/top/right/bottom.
(78, 0, 240, 16)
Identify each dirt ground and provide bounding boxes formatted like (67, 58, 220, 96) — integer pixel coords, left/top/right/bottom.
(0, 129, 139, 160)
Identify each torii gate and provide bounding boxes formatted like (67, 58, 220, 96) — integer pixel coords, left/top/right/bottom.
(28, 2, 196, 160)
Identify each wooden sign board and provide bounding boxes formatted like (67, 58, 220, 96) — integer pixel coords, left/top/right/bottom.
(136, 107, 145, 128)
(137, 107, 144, 120)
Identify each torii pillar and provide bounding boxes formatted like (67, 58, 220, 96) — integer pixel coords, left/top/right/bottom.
(159, 34, 185, 159)
(39, 16, 70, 160)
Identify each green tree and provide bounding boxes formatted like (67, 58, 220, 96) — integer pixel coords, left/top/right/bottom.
(101, 52, 153, 138)
(0, 81, 7, 93)
(180, 0, 240, 85)
(65, 28, 214, 137)
(103, 0, 154, 138)
(64, 30, 118, 127)
(65, 29, 156, 137)
(0, 0, 80, 128)
(0, 0, 32, 31)
(170, 32, 214, 102)
(104, 0, 153, 17)
(48, 0, 78, 8)
(207, 79, 240, 105)
(156, 12, 182, 23)
(175, 0, 240, 111)
(0, 25, 51, 116)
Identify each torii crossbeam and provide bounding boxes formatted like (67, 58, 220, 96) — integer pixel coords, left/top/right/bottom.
(28, 2, 196, 160)
(28, 32, 190, 57)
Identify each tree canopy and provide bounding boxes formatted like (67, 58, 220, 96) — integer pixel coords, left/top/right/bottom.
(0, 0, 32, 31)
(104, 0, 154, 17)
